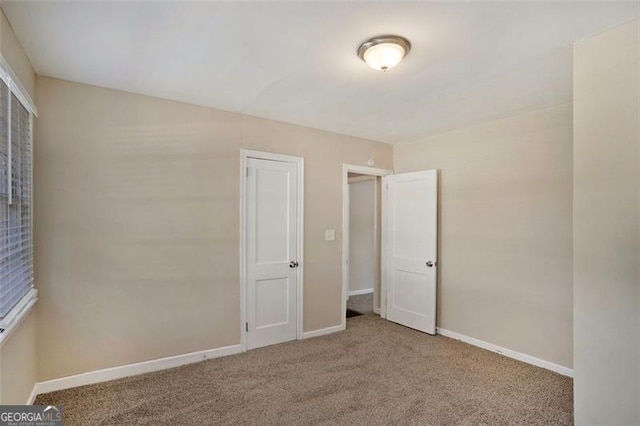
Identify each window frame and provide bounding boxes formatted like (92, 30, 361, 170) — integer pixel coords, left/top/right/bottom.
(0, 55, 38, 346)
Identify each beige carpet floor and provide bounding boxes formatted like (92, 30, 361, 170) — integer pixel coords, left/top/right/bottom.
(36, 314, 573, 425)
(347, 293, 374, 314)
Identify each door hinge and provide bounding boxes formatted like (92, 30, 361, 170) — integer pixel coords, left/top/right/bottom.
(246, 322, 248, 332)
(246, 168, 249, 177)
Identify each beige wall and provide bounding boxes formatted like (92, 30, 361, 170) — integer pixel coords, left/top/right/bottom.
(394, 104, 573, 368)
(0, 310, 37, 404)
(348, 178, 376, 293)
(0, 9, 34, 99)
(573, 20, 639, 425)
(0, 7, 37, 404)
(34, 76, 392, 381)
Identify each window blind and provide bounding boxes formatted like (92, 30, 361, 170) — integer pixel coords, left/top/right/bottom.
(0, 78, 33, 319)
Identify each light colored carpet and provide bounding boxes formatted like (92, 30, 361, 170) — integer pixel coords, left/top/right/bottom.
(347, 292, 374, 314)
(35, 314, 573, 425)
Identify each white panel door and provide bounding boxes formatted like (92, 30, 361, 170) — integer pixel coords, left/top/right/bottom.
(383, 170, 438, 334)
(246, 158, 298, 350)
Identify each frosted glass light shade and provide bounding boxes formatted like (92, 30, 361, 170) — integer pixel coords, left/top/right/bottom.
(358, 35, 411, 72)
(363, 43, 405, 71)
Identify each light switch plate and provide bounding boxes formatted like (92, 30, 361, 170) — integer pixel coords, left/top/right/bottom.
(325, 229, 335, 241)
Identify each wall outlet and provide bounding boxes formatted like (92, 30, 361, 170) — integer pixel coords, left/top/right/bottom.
(325, 229, 335, 241)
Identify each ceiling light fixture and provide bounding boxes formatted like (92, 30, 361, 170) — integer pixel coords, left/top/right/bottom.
(357, 35, 411, 72)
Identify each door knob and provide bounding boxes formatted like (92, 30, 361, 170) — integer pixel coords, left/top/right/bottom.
(426, 261, 435, 267)
(289, 261, 299, 268)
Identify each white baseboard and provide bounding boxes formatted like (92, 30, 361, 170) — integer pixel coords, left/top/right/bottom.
(348, 288, 374, 297)
(302, 324, 344, 339)
(436, 328, 573, 377)
(32, 344, 243, 397)
(26, 384, 38, 405)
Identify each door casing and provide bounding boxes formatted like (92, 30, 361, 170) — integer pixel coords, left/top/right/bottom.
(240, 149, 304, 352)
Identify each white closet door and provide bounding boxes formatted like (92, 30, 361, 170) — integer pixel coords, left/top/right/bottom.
(246, 158, 298, 349)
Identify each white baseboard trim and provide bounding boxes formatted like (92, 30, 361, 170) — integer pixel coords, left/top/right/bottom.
(436, 328, 573, 377)
(32, 344, 242, 397)
(26, 383, 38, 405)
(348, 288, 374, 296)
(302, 324, 344, 339)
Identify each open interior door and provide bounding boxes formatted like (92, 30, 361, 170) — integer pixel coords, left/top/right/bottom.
(382, 170, 438, 335)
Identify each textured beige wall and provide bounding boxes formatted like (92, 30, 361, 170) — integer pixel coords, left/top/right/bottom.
(394, 104, 573, 368)
(573, 19, 640, 425)
(348, 178, 376, 293)
(0, 310, 37, 404)
(34, 76, 392, 381)
(0, 9, 34, 99)
(0, 7, 37, 404)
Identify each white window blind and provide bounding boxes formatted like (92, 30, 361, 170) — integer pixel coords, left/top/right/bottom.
(0, 77, 33, 319)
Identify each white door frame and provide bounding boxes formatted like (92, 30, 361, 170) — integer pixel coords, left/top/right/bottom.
(240, 149, 304, 352)
(342, 164, 393, 330)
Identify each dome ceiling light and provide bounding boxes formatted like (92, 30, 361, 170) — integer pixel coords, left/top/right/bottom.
(357, 35, 411, 72)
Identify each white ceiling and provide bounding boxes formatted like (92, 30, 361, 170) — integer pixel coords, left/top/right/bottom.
(2, 1, 637, 144)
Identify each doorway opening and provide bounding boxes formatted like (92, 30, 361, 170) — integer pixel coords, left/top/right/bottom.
(341, 165, 392, 328)
(346, 174, 376, 318)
